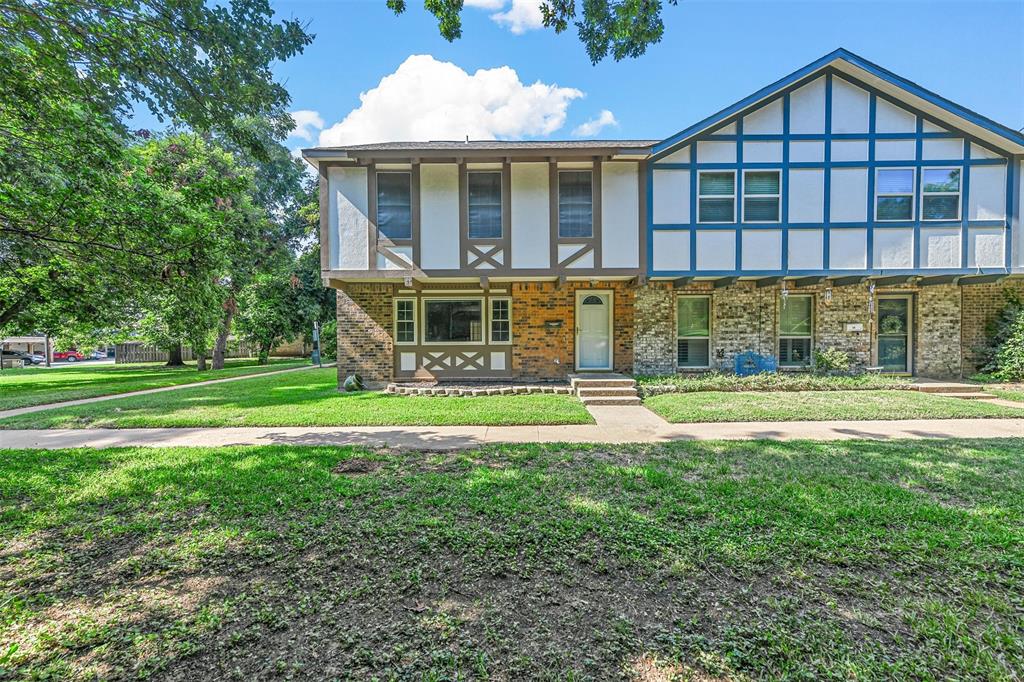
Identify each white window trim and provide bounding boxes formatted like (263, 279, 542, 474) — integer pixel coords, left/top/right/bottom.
(376, 171, 413, 241)
(489, 297, 512, 345)
(467, 170, 503, 240)
(393, 298, 417, 346)
(697, 169, 737, 224)
(676, 294, 712, 369)
(557, 169, 594, 238)
(874, 167, 917, 222)
(920, 166, 962, 222)
(778, 294, 814, 368)
(420, 297, 486, 346)
(741, 169, 782, 224)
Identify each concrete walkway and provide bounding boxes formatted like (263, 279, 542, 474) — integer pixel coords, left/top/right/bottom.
(2, 417, 1022, 450)
(0, 362, 334, 420)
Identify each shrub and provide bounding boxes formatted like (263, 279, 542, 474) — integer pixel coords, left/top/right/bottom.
(635, 371, 911, 396)
(812, 347, 851, 374)
(981, 292, 1024, 382)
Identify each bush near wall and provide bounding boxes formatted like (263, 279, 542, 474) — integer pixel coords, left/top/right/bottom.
(978, 293, 1024, 383)
(636, 371, 913, 396)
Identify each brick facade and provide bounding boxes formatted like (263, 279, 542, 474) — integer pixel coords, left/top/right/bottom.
(333, 278, 1024, 384)
(336, 283, 394, 385)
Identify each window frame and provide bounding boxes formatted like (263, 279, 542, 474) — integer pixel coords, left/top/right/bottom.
(557, 169, 594, 238)
(920, 166, 962, 222)
(676, 294, 712, 369)
(741, 169, 782, 224)
(697, 170, 738, 224)
(778, 293, 814, 368)
(489, 297, 512, 345)
(466, 170, 503, 239)
(420, 297, 486, 346)
(874, 167, 917, 222)
(393, 298, 417, 346)
(375, 170, 413, 241)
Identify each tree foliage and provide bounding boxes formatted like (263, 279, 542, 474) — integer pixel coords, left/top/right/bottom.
(982, 291, 1024, 382)
(388, 0, 677, 63)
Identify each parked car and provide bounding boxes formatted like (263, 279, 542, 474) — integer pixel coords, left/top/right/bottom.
(90, 349, 107, 360)
(1, 349, 33, 367)
(28, 353, 46, 365)
(53, 350, 85, 362)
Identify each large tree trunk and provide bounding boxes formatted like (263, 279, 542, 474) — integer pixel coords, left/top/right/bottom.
(196, 352, 208, 371)
(166, 344, 185, 367)
(258, 342, 270, 365)
(212, 295, 236, 370)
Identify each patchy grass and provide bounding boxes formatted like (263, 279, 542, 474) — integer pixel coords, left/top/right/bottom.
(636, 371, 912, 396)
(985, 385, 1024, 403)
(645, 389, 1024, 423)
(0, 368, 592, 428)
(1, 440, 1023, 679)
(0, 358, 307, 411)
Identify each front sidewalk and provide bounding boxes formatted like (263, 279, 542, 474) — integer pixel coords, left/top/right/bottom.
(3, 416, 1022, 449)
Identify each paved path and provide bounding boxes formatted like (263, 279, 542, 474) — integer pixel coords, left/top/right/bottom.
(0, 362, 334, 420)
(2, 417, 1021, 450)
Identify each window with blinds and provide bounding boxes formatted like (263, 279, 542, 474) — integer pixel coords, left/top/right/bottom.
(468, 171, 502, 238)
(376, 172, 412, 240)
(558, 170, 593, 238)
(743, 170, 780, 222)
(875, 168, 915, 221)
(677, 296, 711, 368)
(778, 294, 813, 367)
(698, 171, 736, 223)
(921, 168, 960, 221)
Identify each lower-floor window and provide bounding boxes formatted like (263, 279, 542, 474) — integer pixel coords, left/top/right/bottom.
(394, 299, 416, 344)
(677, 296, 711, 367)
(424, 299, 483, 343)
(490, 298, 511, 343)
(779, 294, 813, 367)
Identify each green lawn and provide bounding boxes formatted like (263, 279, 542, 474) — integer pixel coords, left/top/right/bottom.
(1, 439, 1022, 679)
(645, 389, 1024, 423)
(0, 368, 593, 428)
(0, 358, 307, 411)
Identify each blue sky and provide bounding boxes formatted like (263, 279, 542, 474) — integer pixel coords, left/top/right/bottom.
(266, 0, 1023, 152)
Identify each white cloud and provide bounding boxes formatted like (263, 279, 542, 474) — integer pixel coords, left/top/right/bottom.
(318, 55, 583, 146)
(490, 0, 544, 34)
(288, 110, 324, 142)
(572, 110, 618, 137)
(464, 0, 505, 8)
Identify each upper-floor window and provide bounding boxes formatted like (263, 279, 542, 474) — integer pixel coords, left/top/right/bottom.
(468, 171, 502, 239)
(376, 172, 412, 240)
(779, 294, 813, 367)
(875, 168, 915, 221)
(921, 168, 961, 221)
(558, 170, 593, 237)
(698, 171, 736, 223)
(677, 296, 711, 368)
(743, 170, 780, 222)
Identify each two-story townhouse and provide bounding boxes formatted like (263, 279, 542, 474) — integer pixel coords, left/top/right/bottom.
(304, 49, 1024, 387)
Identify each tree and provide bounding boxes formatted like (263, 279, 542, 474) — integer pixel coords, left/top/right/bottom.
(0, 0, 311, 331)
(387, 0, 677, 63)
(236, 269, 319, 364)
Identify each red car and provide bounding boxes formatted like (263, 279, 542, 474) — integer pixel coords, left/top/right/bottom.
(53, 350, 85, 362)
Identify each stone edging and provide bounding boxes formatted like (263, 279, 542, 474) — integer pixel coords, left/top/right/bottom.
(386, 384, 573, 397)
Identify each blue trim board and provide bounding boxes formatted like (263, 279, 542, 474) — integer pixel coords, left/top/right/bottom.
(647, 268, 1012, 278)
(652, 159, 1007, 171)
(652, 48, 1024, 160)
(781, 93, 791, 272)
(961, 139, 972, 269)
(823, 73, 832, 270)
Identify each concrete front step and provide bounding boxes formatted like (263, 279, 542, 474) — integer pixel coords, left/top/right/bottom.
(934, 391, 999, 400)
(577, 387, 639, 398)
(570, 378, 637, 389)
(580, 396, 643, 406)
(914, 382, 983, 394)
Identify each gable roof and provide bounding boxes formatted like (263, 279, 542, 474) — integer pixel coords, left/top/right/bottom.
(652, 48, 1024, 159)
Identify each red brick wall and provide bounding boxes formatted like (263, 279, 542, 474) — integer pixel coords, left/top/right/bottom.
(336, 283, 394, 385)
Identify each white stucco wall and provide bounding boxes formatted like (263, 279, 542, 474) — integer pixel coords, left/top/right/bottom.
(741, 229, 782, 270)
(789, 229, 823, 269)
(921, 228, 961, 268)
(873, 228, 914, 269)
(830, 228, 868, 269)
(509, 162, 550, 269)
(788, 169, 825, 223)
(652, 230, 689, 271)
(830, 168, 868, 222)
(968, 165, 1007, 220)
(652, 169, 689, 224)
(419, 164, 460, 270)
(696, 230, 735, 270)
(601, 162, 640, 268)
(329, 166, 368, 270)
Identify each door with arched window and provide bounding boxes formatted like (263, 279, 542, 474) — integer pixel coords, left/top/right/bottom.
(575, 291, 613, 371)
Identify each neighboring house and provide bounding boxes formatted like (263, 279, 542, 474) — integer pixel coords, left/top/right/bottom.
(1, 336, 48, 359)
(303, 49, 1024, 384)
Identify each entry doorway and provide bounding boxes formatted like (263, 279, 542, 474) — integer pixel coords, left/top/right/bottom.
(876, 295, 913, 374)
(575, 291, 613, 371)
